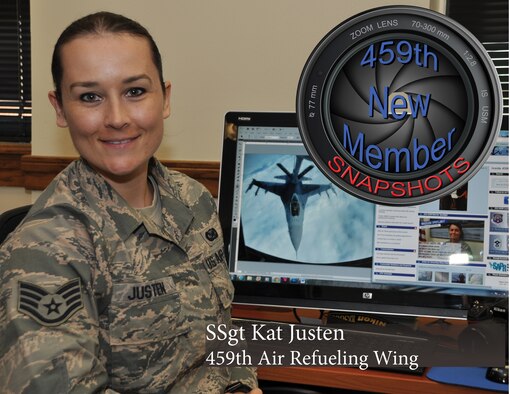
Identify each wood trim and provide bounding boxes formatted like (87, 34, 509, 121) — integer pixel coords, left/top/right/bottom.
(20, 155, 76, 191)
(0, 143, 31, 187)
(20, 155, 221, 197)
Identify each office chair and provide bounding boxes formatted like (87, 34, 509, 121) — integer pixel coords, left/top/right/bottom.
(0, 204, 32, 245)
(258, 381, 340, 393)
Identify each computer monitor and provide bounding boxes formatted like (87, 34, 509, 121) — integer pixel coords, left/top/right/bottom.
(218, 112, 508, 319)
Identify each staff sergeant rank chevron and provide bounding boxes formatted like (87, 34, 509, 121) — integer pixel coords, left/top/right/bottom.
(17, 278, 84, 327)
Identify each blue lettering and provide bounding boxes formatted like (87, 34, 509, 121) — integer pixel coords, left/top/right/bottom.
(385, 147, 411, 172)
(365, 145, 383, 169)
(368, 86, 388, 118)
(413, 138, 430, 170)
(341, 124, 457, 173)
(343, 124, 364, 161)
(447, 128, 456, 150)
(490, 262, 508, 272)
(422, 44, 438, 71)
(431, 137, 446, 161)
(391, 94, 408, 120)
(368, 86, 430, 119)
(409, 94, 431, 118)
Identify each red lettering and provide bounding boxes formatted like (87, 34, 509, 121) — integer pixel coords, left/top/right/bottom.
(453, 157, 470, 174)
(328, 156, 473, 202)
(391, 182, 406, 197)
(439, 165, 454, 182)
(407, 180, 424, 196)
(328, 156, 345, 173)
(374, 179, 390, 195)
(341, 165, 361, 185)
(356, 175, 373, 192)
(424, 175, 442, 191)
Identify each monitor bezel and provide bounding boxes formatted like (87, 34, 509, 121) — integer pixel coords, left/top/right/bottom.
(218, 111, 507, 319)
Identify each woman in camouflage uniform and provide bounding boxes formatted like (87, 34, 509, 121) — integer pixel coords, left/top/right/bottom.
(0, 11, 260, 394)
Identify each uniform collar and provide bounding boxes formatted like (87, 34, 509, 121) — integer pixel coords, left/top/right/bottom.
(149, 159, 194, 244)
(76, 158, 194, 245)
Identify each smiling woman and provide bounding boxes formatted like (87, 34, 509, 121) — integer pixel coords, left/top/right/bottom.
(0, 11, 260, 394)
(48, 33, 170, 208)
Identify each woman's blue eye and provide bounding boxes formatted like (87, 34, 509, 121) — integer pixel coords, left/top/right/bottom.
(80, 93, 100, 102)
(127, 87, 145, 97)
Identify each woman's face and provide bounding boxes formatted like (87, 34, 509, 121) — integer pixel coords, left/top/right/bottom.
(449, 224, 462, 243)
(49, 33, 171, 183)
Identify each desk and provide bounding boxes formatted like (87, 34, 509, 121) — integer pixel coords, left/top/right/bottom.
(257, 366, 493, 394)
(232, 305, 500, 394)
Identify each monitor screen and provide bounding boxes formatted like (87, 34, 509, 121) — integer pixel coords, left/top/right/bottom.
(218, 112, 508, 318)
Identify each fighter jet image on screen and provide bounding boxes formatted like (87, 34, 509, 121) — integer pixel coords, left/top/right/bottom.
(246, 156, 334, 253)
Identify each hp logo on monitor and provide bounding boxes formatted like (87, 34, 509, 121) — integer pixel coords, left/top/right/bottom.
(362, 292, 373, 300)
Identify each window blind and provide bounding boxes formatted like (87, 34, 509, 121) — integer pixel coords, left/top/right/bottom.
(447, 0, 509, 129)
(0, 0, 31, 142)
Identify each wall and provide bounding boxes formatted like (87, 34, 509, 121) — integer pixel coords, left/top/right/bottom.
(30, 0, 432, 161)
(3, 0, 441, 212)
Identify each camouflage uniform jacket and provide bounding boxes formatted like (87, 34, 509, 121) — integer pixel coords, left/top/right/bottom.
(0, 158, 257, 393)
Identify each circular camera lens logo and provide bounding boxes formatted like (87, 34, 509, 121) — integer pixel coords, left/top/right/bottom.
(297, 6, 502, 205)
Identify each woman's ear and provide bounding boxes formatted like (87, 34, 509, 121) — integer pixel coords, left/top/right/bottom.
(48, 90, 68, 128)
(163, 81, 171, 119)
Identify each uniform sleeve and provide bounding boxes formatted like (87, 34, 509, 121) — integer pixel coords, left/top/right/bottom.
(228, 366, 259, 390)
(0, 208, 110, 393)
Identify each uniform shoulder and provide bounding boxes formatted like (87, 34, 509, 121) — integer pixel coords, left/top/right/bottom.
(2, 203, 93, 249)
(1, 162, 100, 250)
(0, 202, 97, 286)
(31, 160, 89, 210)
(153, 160, 214, 207)
(29, 160, 104, 226)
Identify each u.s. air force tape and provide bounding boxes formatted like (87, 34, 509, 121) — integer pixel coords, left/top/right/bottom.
(18, 278, 83, 326)
(296, 6, 502, 206)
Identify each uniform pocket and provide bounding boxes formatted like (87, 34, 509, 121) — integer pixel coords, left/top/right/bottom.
(109, 277, 188, 345)
(108, 278, 190, 388)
